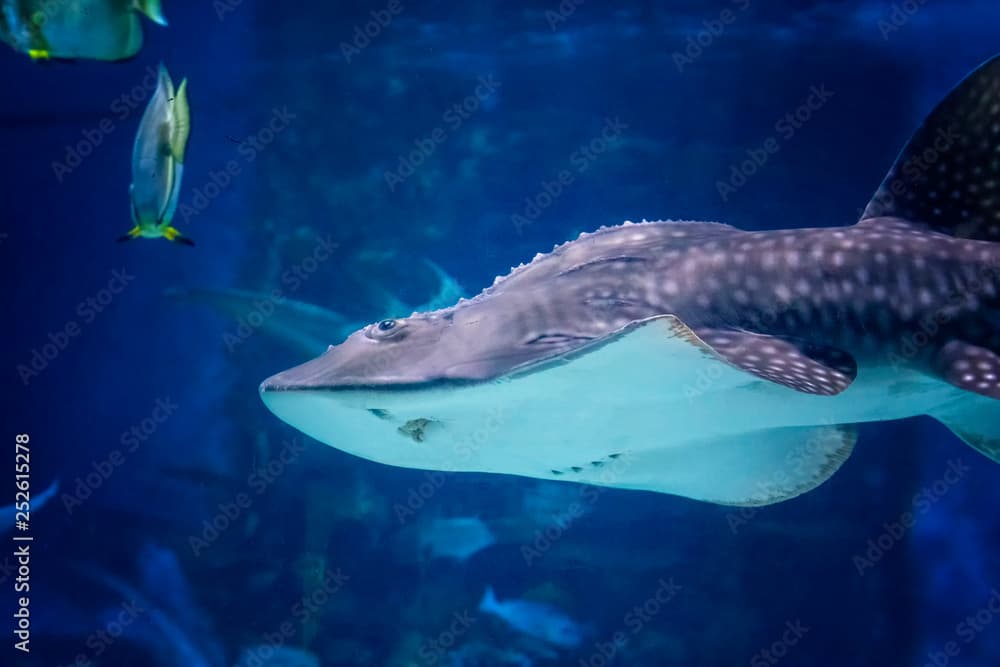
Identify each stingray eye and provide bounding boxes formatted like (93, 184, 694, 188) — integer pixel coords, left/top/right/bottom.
(366, 319, 405, 341)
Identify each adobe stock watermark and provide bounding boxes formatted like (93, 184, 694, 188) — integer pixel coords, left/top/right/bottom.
(16, 268, 135, 386)
(725, 422, 841, 534)
(520, 488, 591, 567)
(51, 66, 161, 183)
(417, 610, 476, 666)
(55, 599, 147, 667)
(188, 437, 307, 556)
(178, 106, 297, 225)
(521, 452, 636, 566)
(863, 124, 961, 220)
(546, 0, 584, 31)
(511, 116, 628, 235)
(384, 75, 501, 192)
(237, 567, 350, 667)
(0, 555, 18, 587)
(61, 397, 178, 515)
(922, 589, 1000, 667)
(886, 258, 998, 372)
(223, 235, 339, 352)
(214, 0, 245, 21)
(853, 459, 970, 576)
(877, 0, 930, 40)
(393, 404, 507, 524)
(716, 84, 834, 202)
(339, 0, 403, 63)
(579, 577, 682, 667)
(672, 0, 751, 72)
(750, 620, 809, 667)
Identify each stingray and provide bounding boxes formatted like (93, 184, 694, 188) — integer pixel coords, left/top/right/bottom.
(260, 54, 1000, 506)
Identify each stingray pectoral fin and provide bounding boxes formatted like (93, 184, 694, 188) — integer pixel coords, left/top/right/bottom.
(672, 424, 858, 506)
(930, 342, 1000, 463)
(933, 341, 1000, 400)
(692, 329, 858, 396)
(932, 395, 1000, 463)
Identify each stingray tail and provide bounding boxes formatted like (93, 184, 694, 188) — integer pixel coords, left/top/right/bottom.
(860, 53, 1000, 243)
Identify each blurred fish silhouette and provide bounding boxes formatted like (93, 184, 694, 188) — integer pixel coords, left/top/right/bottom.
(375, 258, 465, 316)
(479, 586, 583, 649)
(166, 285, 352, 353)
(417, 516, 496, 562)
(0, 0, 165, 61)
(262, 54, 1000, 506)
(119, 63, 193, 245)
(519, 480, 593, 529)
(167, 260, 463, 355)
(78, 542, 224, 667)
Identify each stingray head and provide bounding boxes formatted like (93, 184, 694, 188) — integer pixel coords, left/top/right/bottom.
(258, 294, 600, 466)
(262, 298, 578, 392)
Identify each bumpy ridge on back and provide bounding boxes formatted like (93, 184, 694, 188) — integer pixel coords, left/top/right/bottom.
(412, 219, 734, 318)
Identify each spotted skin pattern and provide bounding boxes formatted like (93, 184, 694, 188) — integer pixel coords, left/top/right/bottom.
(864, 52, 1000, 243)
(263, 54, 1000, 404)
(935, 341, 1000, 399)
(485, 217, 1000, 399)
(697, 329, 857, 396)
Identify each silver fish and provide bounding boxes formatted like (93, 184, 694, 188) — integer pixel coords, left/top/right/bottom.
(479, 586, 583, 649)
(260, 54, 1000, 506)
(416, 516, 496, 562)
(120, 63, 192, 245)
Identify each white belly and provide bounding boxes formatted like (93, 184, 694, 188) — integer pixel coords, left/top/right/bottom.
(261, 319, 964, 504)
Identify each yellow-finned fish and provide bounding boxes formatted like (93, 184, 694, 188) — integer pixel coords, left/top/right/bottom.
(0, 0, 166, 62)
(119, 63, 192, 246)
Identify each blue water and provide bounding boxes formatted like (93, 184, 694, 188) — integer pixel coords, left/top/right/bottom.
(2, 1, 999, 665)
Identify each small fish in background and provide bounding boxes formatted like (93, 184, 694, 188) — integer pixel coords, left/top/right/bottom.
(478, 586, 583, 649)
(374, 259, 466, 316)
(164, 286, 354, 354)
(417, 516, 497, 562)
(165, 259, 463, 355)
(520, 480, 594, 529)
(0, 0, 166, 61)
(77, 543, 224, 667)
(120, 63, 193, 245)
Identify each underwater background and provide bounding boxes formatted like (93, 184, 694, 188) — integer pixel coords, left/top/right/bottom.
(2, 1, 1000, 665)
